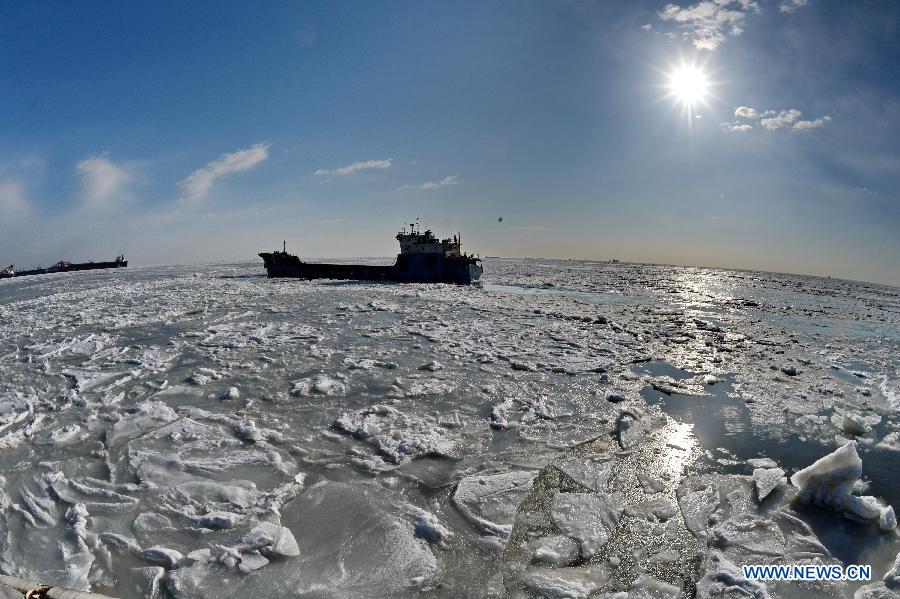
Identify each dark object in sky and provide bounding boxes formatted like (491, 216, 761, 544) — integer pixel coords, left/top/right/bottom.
(498, 217, 502, 222)
(2, 254, 128, 278)
(259, 224, 482, 284)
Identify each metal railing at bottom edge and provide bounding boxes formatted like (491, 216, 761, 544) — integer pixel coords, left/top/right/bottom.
(0, 575, 118, 599)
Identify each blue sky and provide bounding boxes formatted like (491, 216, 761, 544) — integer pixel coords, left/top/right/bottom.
(1, 0, 898, 285)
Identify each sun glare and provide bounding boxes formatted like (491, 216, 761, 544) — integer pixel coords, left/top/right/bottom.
(668, 65, 709, 106)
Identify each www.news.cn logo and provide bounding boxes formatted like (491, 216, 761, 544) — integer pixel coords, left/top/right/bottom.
(742, 564, 871, 581)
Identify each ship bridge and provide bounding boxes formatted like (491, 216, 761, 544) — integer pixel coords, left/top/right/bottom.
(396, 223, 462, 257)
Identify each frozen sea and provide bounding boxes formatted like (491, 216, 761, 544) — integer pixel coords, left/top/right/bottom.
(1, 258, 899, 598)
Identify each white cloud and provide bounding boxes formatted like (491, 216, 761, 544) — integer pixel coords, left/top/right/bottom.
(726, 105, 832, 133)
(779, 0, 809, 13)
(314, 159, 393, 176)
(793, 115, 832, 130)
(658, 0, 759, 50)
(759, 108, 802, 130)
(76, 154, 131, 205)
(641, 23, 653, 31)
(420, 175, 459, 190)
(721, 122, 753, 132)
(180, 143, 270, 202)
(0, 180, 28, 214)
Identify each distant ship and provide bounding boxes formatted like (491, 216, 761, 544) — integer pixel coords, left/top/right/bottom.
(259, 224, 482, 284)
(0, 254, 128, 279)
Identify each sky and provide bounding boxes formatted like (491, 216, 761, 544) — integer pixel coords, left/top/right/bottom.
(1, 0, 898, 286)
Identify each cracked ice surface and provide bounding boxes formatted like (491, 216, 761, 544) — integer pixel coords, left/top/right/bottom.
(0, 260, 899, 597)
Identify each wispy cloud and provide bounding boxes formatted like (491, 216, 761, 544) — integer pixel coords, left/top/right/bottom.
(727, 106, 831, 132)
(76, 153, 131, 205)
(180, 142, 271, 202)
(420, 174, 459, 190)
(0, 180, 28, 214)
(314, 159, 393, 176)
(793, 116, 832, 130)
(721, 121, 753, 132)
(400, 174, 459, 190)
(779, 0, 809, 13)
(658, 0, 759, 50)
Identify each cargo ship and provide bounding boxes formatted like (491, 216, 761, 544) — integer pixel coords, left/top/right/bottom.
(0, 254, 128, 279)
(259, 224, 482, 284)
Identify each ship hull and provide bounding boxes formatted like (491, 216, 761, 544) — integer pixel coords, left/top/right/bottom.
(13, 260, 128, 278)
(259, 253, 481, 284)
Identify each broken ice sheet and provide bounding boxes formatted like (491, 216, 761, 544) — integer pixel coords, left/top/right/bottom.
(2, 261, 900, 596)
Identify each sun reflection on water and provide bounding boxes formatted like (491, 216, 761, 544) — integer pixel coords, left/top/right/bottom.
(661, 421, 698, 475)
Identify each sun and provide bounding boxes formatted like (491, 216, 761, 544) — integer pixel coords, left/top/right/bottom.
(668, 64, 709, 106)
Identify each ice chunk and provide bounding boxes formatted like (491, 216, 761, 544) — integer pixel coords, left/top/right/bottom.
(780, 365, 798, 376)
(710, 513, 787, 556)
(555, 455, 615, 492)
(790, 441, 861, 510)
(133, 566, 166, 598)
(244, 521, 300, 557)
(99, 532, 142, 553)
(550, 492, 624, 558)
(140, 546, 185, 569)
(489, 396, 557, 430)
(530, 534, 580, 567)
(334, 405, 460, 463)
(413, 512, 452, 546)
(695, 550, 769, 599)
(629, 574, 681, 599)
(617, 409, 647, 450)
(46, 423, 84, 445)
(107, 401, 178, 446)
(451, 470, 537, 538)
(703, 374, 721, 385)
(747, 457, 778, 469)
(876, 431, 900, 452)
(752, 467, 784, 501)
(846, 495, 883, 520)
(520, 564, 610, 599)
(283, 481, 438, 595)
(790, 443, 896, 526)
(625, 497, 678, 522)
(637, 472, 666, 494)
(291, 373, 347, 396)
(233, 420, 282, 444)
(840, 412, 870, 436)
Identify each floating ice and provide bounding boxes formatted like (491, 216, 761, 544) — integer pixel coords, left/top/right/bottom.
(530, 534, 581, 567)
(490, 396, 558, 430)
(2, 260, 899, 596)
(752, 467, 784, 501)
(791, 441, 862, 510)
(839, 411, 870, 436)
(790, 441, 897, 530)
(550, 492, 624, 558)
(628, 574, 681, 599)
(291, 373, 347, 396)
(520, 564, 610, 599)
(451, 470, 537, 538)
(334, 404, 460, 464)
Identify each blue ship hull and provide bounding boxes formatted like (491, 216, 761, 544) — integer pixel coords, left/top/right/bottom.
(259, 252, 482, 284)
